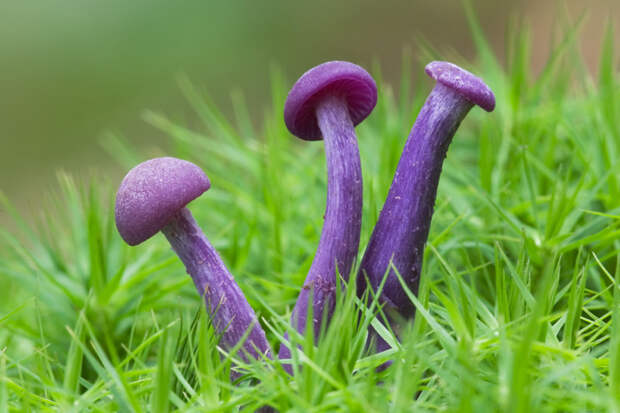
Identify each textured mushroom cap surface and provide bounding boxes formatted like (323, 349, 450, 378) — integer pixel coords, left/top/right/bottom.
(284, 60, 377, 140)
(115, 157, 210, 246)
(425, 61, 495, 112)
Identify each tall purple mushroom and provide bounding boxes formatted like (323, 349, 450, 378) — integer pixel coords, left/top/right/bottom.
(358, 61, 495, 353)
(115, 157, 272, 369)
(279, 61, 377, 365)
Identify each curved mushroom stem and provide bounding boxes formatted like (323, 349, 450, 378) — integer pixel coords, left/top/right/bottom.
(358, 83, 473, 353)
(279, 95, 363, 369)
(161, 207, 272, 368)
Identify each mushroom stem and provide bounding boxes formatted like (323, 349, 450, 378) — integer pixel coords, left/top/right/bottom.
(279, 95, 363, 364)
(359, 83, 472, 317)
(161, 207, 272, 364)
(358, 62, 495, 356)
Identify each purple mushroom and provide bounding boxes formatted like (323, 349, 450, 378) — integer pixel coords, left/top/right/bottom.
(115, 157, 272, 370)
(358, 61, 495, 354)
(279, 61, 377, 367)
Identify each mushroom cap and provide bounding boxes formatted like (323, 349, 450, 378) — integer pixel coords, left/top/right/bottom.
(284, 60, 377, 141)
(425, 61, 495, 112)
(115, 157, 210, 246)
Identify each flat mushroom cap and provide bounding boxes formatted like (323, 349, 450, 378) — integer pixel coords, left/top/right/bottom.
(425, 61, 495, 112)
(115, 157, 210, 246)
(284, 60, 377, 141)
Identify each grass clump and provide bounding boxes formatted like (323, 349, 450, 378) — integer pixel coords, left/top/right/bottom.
(2, 8, 620, 412)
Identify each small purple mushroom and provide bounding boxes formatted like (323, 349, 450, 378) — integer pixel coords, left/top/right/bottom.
(279, 61, 377, 367)
(358, 61, 495, 354)
(115, 157, 272, 369)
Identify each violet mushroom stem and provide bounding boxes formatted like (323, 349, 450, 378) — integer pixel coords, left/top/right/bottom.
(357, 61, 495, 354)
(161, 209, 270, 364)
(279, 61, 377, 370)
(115, 157, 272, 376)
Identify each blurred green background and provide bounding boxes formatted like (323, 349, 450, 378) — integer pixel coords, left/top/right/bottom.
(1, 0, 618, 220)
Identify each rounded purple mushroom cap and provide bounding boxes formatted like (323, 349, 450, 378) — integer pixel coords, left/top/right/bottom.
(115, 157, 211, 246)
(425, 61, 495, 112)
(284, 60, 377, 141)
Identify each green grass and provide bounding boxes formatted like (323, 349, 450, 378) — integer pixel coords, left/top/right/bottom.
(2, 7, 620, 412)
